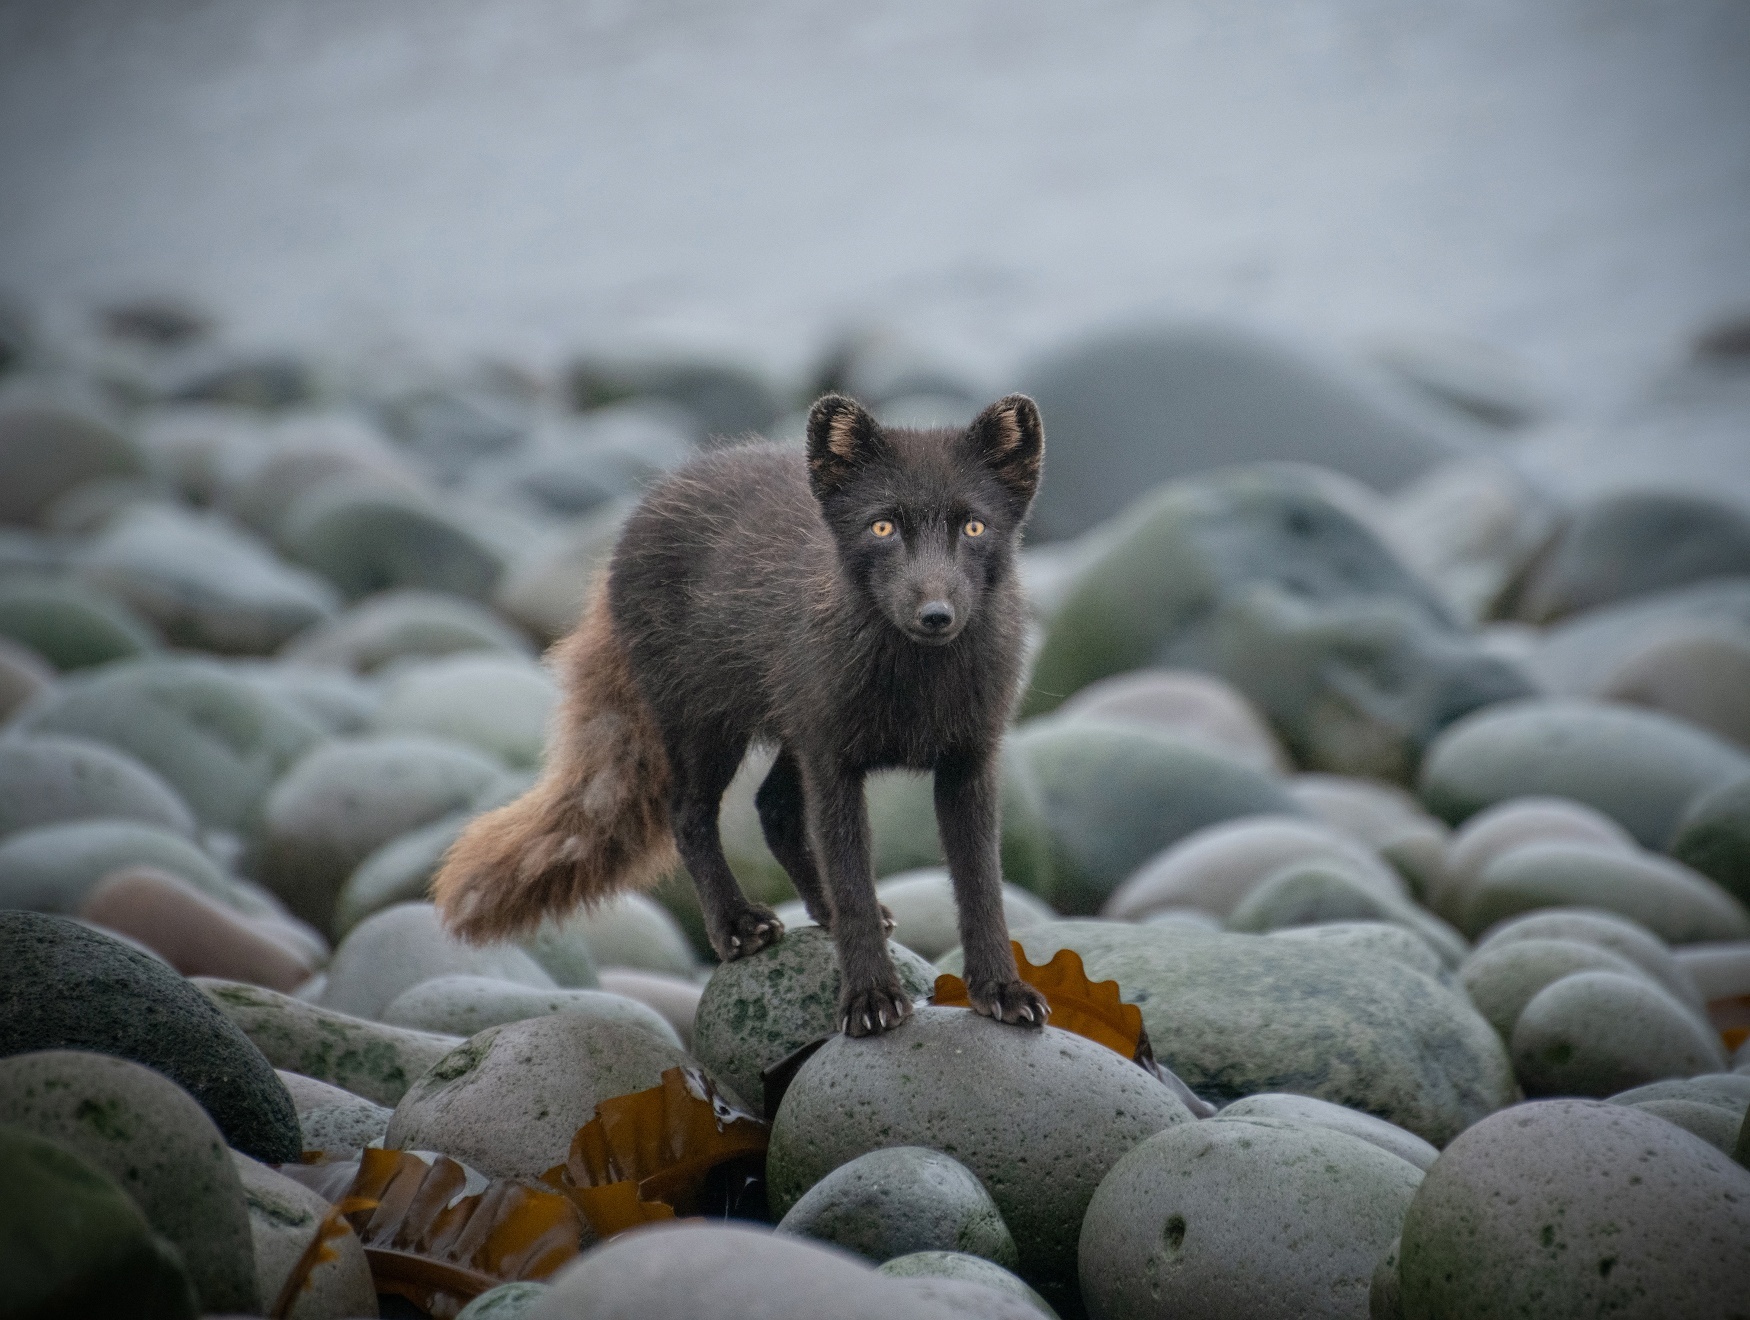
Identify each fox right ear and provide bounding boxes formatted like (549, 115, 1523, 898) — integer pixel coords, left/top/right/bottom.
(806, 394, 888, 501)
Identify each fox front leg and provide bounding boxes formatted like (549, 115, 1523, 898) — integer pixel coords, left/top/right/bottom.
(935, 751, 1049, 1028)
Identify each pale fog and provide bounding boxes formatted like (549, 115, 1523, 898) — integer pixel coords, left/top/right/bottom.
(1, 0, 1747, 498)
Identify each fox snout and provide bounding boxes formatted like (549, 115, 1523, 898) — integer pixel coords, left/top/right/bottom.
(892, 562, 971, 645)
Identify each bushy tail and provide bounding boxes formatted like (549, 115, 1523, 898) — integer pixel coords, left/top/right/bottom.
(431, 577, 677, 943)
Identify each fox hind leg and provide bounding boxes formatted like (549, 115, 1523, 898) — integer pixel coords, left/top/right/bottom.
(670, 733, 783, 961)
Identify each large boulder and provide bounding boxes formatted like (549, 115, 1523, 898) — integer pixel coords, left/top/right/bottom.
(0, 914, 300, 1161)
(768, 1006, 1194, 1290)
(1023, 464, 1530, 780)
(0, 575, 159, 670)
(0, 733, 193, 840)
(1398, 1099, 1750, 1318)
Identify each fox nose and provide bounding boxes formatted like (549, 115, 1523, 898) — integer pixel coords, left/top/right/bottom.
(916, 601, 955, 634)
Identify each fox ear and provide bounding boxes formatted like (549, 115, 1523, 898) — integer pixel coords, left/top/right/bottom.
(964, 394, 1044, 513)
(806, 394, 888, 501)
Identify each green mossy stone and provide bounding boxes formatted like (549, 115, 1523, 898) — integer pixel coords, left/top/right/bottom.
(280, 483, 508, 601)
(1459, 938, 1651, 1041)
(1418, 698, 1750, 847)
(370, 653, 557, 769)
(0, 819, 231, 914)
(1511, 971, 1726, 1098)
(386, 1015, 696, 1179)
(0, 914, 300, 1161)
(197, 977, 460, 1108)
(11, 656, 327, 832)
(0, 575, 159, 670)
(768, 1006, 1192, 1291)
(1398, 1099, 1750, 1318)
(1670, 775, 1750, 906)
(0, 1125, 197, 1320)
(878, 1253, 1057, 1319)
(381, 975, 681, 1048)
(458, 1281, 552, 1318)
(1078, 1116, 1423, 1320)
(0, 1050, 258, 1313)
(0, 733, 194, 840)
(777, 1145, 1018, 1268)
(275, 1068, 392, 1157)
(692, 925, 937, 1118)
(230, 1151, 378, 1320)
(281, 586, 535, 672)
(1010, 718, 1300, 914)
(1010, 920, 1513, 1146)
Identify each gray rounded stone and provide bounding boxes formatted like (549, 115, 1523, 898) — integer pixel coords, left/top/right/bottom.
(775, 870, 1055, 964)
(381, 974, 681, 1048)
(386, 1015, 698, 1179)
(1433, 796, 1637, 921)
(768, 1005, 1194, 1288)
(1079, 1114, 1423, 1320)
(1226, 859, 1468, 966)
(0, 395, 143, 524)
(196, 978, 460, 1108)
(555, 892, 699, 976)
(1418, 698, 1750, 848)
(1460, 938, 1653, 1040)
(1466, 841, 1750, 944)
(1011, 920, 1511, 1146)
(516, 909, 606, 988)
(0, 818, 232, 914)
(776, 1145, 1017, 1267)
(1670, 774, 1750, 907)
(1512, 971, 1726, 1098)
(0, 575, 160, 671)
(319, 901, 555, 1021)
(279, 482, 508, 601)
(0, 635, 54, 721)
(1265, 921, 1450, 985)
(332, 808, 472, 936)
(1398, 1099, 1750, 1319)
(0, 733, 193, 841)
(371, 653, 557, 770)
(281, 587, 534, 673)
(230, 1151, 377, 1320)
(0, 1124, 197, 1320)
(1215, 1092, 1439, 1170)
(1055, 667, 1291, 773)
(1474, 907, 1703, 1010)
(275, 1069, 392, 1158)
(692, 925, 938, 1118)
(0, 1050, 258, 1313)
(0, 914, 300, 1161)
(1625, 1098, 1747, 1155)
(458, 1281, 551, 1318)
(880, 1252, 1057, 1318)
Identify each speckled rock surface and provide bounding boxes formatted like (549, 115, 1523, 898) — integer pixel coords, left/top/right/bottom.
(275, 1069, 392, 1157)
(1398, 1099, 1750, 1318)
(692, 925, 937, 1117)
(1215, 1092, 1439, 1170)
(1079, 1114, 1423, 1320)
(1265, 921, 1450, 986)
(1459, 938, 1652, 1040)
(0, 1050, 258, 1313)
(196, 977, 460, 1107)
(230, 1151, 378, 1320)
(768, 1006, 1193, 1289)
(880, 1252, 1058, 1318)
(0, 913, 300, 1161)
(381, 974, 681, 1048)
(1511, 971, 1726, 1098)
(776, 1145, 1017, 1267)
(386, 1015, 697, 1178)
(1472, 907, 1702, 1010)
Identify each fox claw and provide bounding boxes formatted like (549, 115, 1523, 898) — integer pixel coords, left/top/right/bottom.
(969, 978, 1050, 1028)
(839, 984, 912, 1038)
(714, 905, 784, 962)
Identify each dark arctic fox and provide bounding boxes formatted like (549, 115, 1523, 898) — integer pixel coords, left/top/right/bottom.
(432, 392, 1049, 1036)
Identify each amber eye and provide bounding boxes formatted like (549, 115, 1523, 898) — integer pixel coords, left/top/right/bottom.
(963, 519, 986, 538)
(871, 519, 895, 538)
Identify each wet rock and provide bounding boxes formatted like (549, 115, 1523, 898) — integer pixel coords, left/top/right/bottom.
(1010, 719, 1300, 913)
(1670, 775, 1750, 906)
(1053, 668, 1291, 773)
(1432, 795, 1638, 922)
(1600, 632, 1750, 750)
(595, 969, 702, 1049)
(1104, 814, 1402, 921)
(1459, 937, 1652, 1040)
(776, 1145, 1017, 1267)
(879, 1253, 1057, 1318)
(0, 733, 194, 840)
(230, 1151, 378, 1320)
(1512, 971, 1725, 1097)
(692, 925, 938, 1117)
(1508, 490, 1750, 624)
(196, 978, 459, 1107)
(0, 635, 53, 719)
(281, 587, 534, 672)
(11, 656, 326, 832)
(1010, 920, 1513, 1145)
(332, 809, 471, 936)
(0, 819, 230, 914)
(370, 653, 556, 770)
(1397, 1099, 1750, 1318)
(1022, 463, 1529, 780)
(386, 1015, 696, 1179)
(769, 1007, 1192, 1289)
(276, 1069, 392, 1158)
(280, 482, 509, 601)
(0, 391, 143, 524)
(1418, 699, 1750, 848)
(0, 1049, 258, 1312)
(381, 974, 681, 1048)
(257, 737, 509, 931)
(776, 868, 1053, 963)
(0, 914, 300, 1160)
(1473, 908, 1703, 1011)
(75, 505, 339, 654)
(1465, 842, 1750, 944)
(1079, 1115, 1423, 1320)
(0, 1125, 197, 1320)
(0, 574, 159, 669)
(1215, 1091, 1438, 1170)
(319, 902, 553, 1021)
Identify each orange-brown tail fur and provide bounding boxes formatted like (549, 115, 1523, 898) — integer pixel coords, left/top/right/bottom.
(430, 577, 677, 943)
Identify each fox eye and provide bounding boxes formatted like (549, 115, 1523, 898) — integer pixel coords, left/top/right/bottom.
(963, 519, 986, 538)
(871, 519, 895, 538)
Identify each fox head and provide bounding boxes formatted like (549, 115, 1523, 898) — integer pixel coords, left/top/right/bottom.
(805, 393, 1044, 645)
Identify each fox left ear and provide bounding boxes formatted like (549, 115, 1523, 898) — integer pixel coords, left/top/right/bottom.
(964, 394, 1044, 514)
(806, 394, 889, 502)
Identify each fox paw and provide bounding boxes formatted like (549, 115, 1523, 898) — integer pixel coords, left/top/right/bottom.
(839, 984, 913, 1037)
(716, 906, 784, 961)
(969, 978, 1049, 1028)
